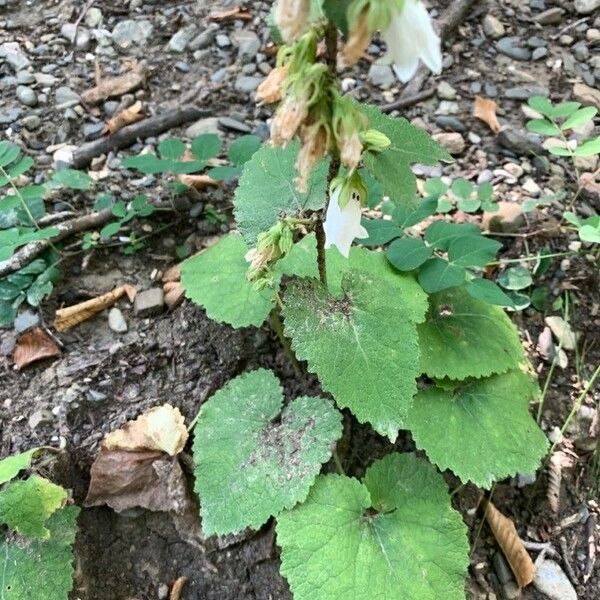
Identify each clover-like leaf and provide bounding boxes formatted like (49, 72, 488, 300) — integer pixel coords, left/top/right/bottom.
(191, 134, 221, 162)
(193, 369, 342, 536)
(181, 233, 275, 328)
(386, 237, 432, 271)
(0, 505, 79, 599)
(277, 453, 469, 600)
(0, 449, 38, 485)
(284, 249, 428, 440)
(418, 257, 466, 293)
(418, 287, 525, 380)
(234, 140, 329, 246)
(228, 134, 262, 166)
(407, 371, 548, 488)
(0, 475, 67, 539)
(361, 104, 452, 208)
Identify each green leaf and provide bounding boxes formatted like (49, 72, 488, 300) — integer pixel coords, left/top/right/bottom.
(464, 278, 515, 307)
(526, 119, 561, 136)
(191, 134, 221, 162)
(498, 266, 532, 290)
(359, 218, 402, 246)
(158, 138, 186, 161)
(563, 211, 582, 227)
(284, 250, 428, 440)
(121, 153, 167, 173)
(26, 280, 53, 307)
(392, 196, 438, 227)
(574, 137, 600, 156)
(561, 107, 597, 130)
(228, 134, 262, 166)
(100, 221, 121, 239)
(0, 280, 20, 301)
(550, 101, 581, 118)
(277, 453, 469, 600)
(0, 142, 21, 168)
(418, 258, 466, 293)
(579, 223, 600, 243)
(361, 104, 452, 209)
(323, 0, 352, 34)
(0, 449, 38, 485)
(450, 178, 474, 199)
(0, 475, 66, 539)
(386, 237, 432, 271)
(193, 369, 341, 536)
(234, 140, 328, 246)
(530, 286, 550, 311)
(93, 193, 113, 211)
(527, 96, 554, 117)
(548, 145, 573, 157)
(361, 167, 384, 208)
(0, 505, 79, 600)
(507, 291, 531, 311)
(0, 157, 33, 185)
(407, 372, 548, 488)
(181, 233, 274, 327)
(417, 287, 525, 380)
(207, 165, 241, 181)
(51, 169, 93, 190)
(424, 177, 448, 195)
(424, 221, 481, 251)
(448, 235, 502, 267)
(0, 300, 18, 326)
(277, 233, 319, 279)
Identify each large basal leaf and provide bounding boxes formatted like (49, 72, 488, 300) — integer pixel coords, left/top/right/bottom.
(0, 475, 66, 539)
(0, 449, 37, 485)
(181, 233, 275, 328)
(0, 505, 79, 600)
(284, 249, 428, 440)
(277, 453, 469, 600)
(361, 105, 452, 208)
(193, 369, 342, 536)
(418, 287, 525, 380)
(234, 140, 329, 246)
(407, 371, 548, 488)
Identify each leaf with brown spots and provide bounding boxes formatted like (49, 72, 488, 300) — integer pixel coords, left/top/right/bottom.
(103, 100, 144, 135)
(474, 96, 501, 134)
(13, 327, 61, 369)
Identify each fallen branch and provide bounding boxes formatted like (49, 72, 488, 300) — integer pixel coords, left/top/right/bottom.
(72, 106, 211, 168)
(381, 88, 435, 113)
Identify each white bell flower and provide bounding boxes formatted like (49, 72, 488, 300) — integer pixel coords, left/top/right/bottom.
(324, 186, 368, 258)
(381, 0, 442, 83)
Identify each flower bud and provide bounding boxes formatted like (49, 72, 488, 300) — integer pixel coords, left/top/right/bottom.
(360, 128, 391, 152)
(270, 92, 310, 146)
(275, 0, 310, 42)
(256, 65, 288, 104)
(295, 122, 330, 193)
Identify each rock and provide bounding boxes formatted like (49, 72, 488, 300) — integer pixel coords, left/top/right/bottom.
(108, 307, 128, 333)
(503, 162, 524, 179)
(16, 71, 35, 84)
(432, 132, 465, 155)
(497, 128, 543, 156)
(496, 37, 531, 61)
(232, 30, 261, 62)
(0, 108, 22, 124)
(492, 552, 512, 585)
(574, 154, 598, 172)
(587, 28, 600, 43)
(573, 82, 600, 110)
(16, 85, 37, 106)
(545, 316, 577, 350)
(52, 145, 77, 167)
(215, 34, 231, 48)
(574, 0, 600, 14)
(85, 7, 103, 27)
(60, 23, 91, 50)
(436, 81, 457, 100)
(522, 177, 541, 196)
(234, 76, 263, 93)
(0, 42, 30, 72)
(28, 409, 51, 430)
(35, 72, 57, 87)
(83, 122, 105, 140)
(21, 114, 41, 130)
(134, 288, 165, 317)
(532, 47, 548, 60)
(533, 560, 577, 600)
(537, 326, 555, 361)
(218, 116, 252, 133)
(502, 581, 520, 600)
(482, 201, 525, 233)
(483, 14, 505, 39)
(435, 116, 466, 133)
(505, 85, 549, 100)
(55, 85, 80, 108)
(111, 19, 153, 49)
(14, 310, 40, 334)
(185, 117, 221, 138)
(435, 100, 460, 115)
(367, 64, 394, 88)
(534, 8, 564, 25)
(168, 24, 198, 52)
(189, 25, 218, 51)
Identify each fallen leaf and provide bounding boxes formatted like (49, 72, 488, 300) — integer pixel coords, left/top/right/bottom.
(481, 497, 535, 587)
(178, 174, 221, 190)
(81, 63, 146, 105)
(170, 576, 189, 600)
(103, 404, 188, 456)
(163, 281, 185, 311)
(547, 450, 575, 513)
(103, 100, 144, 135)
(544, 316, 577, 351)
(53, 284, 136, 332)
(209, 7, 252, 21)
(162, 264, 181, 283)
(474, 96, 501, 134)
(13, 327, 61, 369)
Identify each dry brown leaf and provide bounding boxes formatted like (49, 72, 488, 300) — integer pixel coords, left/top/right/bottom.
(13, 327, 61, 369)
(103, 404, 188, 456)
(170, 576, 189, 600)
(103, 100, 144, 135)
(162, 264, 181, 283)
(474, 96, 501, 134)
(547, 450, 576, 513)
(163, 282, 185, 311)
(53, 284, 136, 332)
(209, 7, 252, 21)
(81, 63, 146, 105)
(481, 497, 535, 587)
(178, 174, 221, 190)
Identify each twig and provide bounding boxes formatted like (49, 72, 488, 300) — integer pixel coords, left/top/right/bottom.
(72, 106, 211, 168)
(551, 17, 589, 40)
(38, 211, 77, 226)
(72, 0, 95, 40)
(583, 513, 596, 583)
(381, 87, 436, 113)
(558, 537, 578, 585)
(169, 576, 189, 600)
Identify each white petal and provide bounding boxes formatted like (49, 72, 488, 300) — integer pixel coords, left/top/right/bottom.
(324, 189, 366, 258)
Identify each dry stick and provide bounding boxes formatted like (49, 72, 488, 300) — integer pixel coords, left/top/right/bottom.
(72, 105, 210, 168)
(384, 0, 481, 112)
(381, 87, 435, 113)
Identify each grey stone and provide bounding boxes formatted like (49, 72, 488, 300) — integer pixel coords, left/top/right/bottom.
(55, 85, 80, 108)
(16, 85, 37, 106)
(60, 23, 91, 50)
(83, 121, 105, 140)
(432, 132, 465, 155)
(168, 24, 198, 52)
(533, 560, 577, 600)
(573, 42, 589, 61)
(573, 82, 600, 110)
(174, 61, 190, 73)
(28, 409, 51, 429)
(482, 14, 505, 38)
(218, 116, 251, 133)
(497, 128, 543, 155)
(215, 34, 231, 48)
(85, 7, 103, 28)
(21, 114, 41, 130)
(188, 25, 218, 50)
(210, 67, 228, 83)
(492, 552, 512, 585)
(34, 72, 57, 86)
(534, 8, 564, 25)
(496, 37, 532, 61)
(0, 42, 30, 72)
(14, 310, 40, 333)
(436, 81, 457, 100)
(241, 63, 256, 75)
(134, 288, 164, 317)
(16, 71, 35, 84)
(87, 389, 107, 402)
(574, 0, 600, 14)
(435, 116, 466, 133)
(532, 47, 548, 60)
(186, 117, 221, 138)
(368, 64, 395, 87)
(103, 100, 120, 116)
(234, 76, 263, 93)
(232, 30, 261, 62)
(108, 307, 128, 332)
(528, 36, 547, 48)
(0, 108, 21, 124)
(111, 19, 153, 49)
(505, 85, 549, 100)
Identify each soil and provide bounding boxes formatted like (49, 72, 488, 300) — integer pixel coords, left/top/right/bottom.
(1, 0, 600, 599)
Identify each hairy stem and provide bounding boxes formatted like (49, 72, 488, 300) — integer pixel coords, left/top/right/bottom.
(270, 306, 302, 378)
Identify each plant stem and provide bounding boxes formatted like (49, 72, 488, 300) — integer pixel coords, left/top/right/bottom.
(315, 219, 328, 286)
(270, 306, 302, 378)
(332, 448, 345, 475)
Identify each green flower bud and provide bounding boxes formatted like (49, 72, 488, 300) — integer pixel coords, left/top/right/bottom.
(360, 128, 391, 152)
